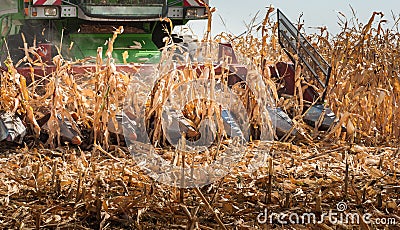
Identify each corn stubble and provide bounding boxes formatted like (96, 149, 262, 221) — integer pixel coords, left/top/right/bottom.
(0, 8, 399, 229)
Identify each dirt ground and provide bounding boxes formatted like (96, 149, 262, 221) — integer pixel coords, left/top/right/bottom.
(0, 140, 398, 229)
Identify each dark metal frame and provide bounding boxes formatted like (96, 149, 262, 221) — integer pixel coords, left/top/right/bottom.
(277, 9, 331, 102)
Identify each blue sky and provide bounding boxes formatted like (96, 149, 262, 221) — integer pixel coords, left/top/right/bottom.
(186, 0, 400, 37)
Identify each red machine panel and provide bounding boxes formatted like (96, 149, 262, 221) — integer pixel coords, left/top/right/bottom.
(33, 0, 61, 5)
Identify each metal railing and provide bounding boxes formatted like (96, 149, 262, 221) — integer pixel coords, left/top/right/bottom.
(277, 9, 331, 102)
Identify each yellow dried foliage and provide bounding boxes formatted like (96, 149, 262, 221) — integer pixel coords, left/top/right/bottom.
(0, 9, 398, 148)
(231, 8, 399, 146)
(320, 12, 400, 145)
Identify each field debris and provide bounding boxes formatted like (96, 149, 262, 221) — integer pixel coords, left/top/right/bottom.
(0, 142, 399, 229)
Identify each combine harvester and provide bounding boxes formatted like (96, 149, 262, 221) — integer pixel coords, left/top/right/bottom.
(0, 0, 336, 146)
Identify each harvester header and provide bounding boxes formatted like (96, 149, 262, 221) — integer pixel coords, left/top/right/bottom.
(0, 3, 338, 159)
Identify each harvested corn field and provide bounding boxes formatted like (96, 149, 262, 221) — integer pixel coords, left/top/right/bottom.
(0, 5, 399, 230)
